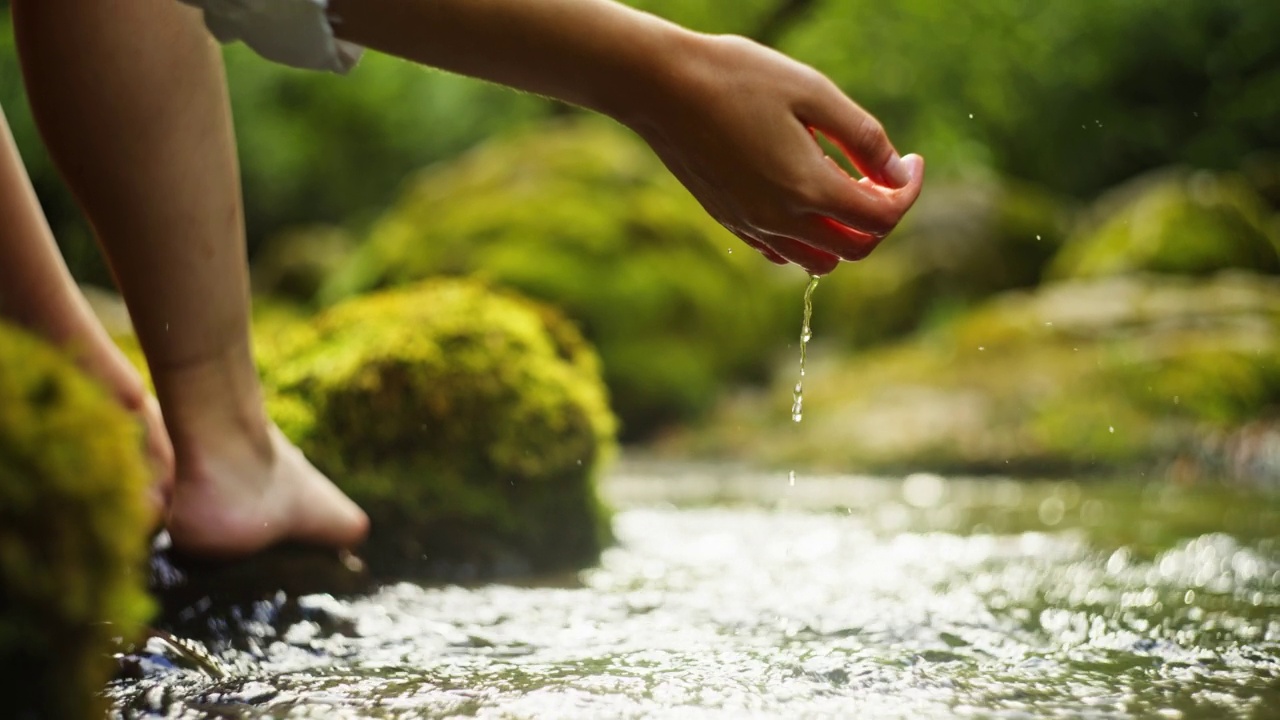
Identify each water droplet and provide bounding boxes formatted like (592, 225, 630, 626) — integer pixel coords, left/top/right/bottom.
(1036, 234, 1042, 241)
(1109, 426, 1115, 434)
(788, 470, 796, 487)
(968, 113, 974, 119)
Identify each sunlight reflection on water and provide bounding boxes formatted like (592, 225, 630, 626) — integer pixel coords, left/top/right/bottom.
(111, 472, 1280, 719)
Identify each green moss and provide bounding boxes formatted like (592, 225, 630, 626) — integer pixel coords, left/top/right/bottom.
(250, 224, 357, 307)
(324, 118, 794, 438)
(819, 175, 1074, 348)
(1050, 168, 1280, 280)
(0, 322, 153, 719)
(687, 273, 1280, 478)
(265, 279, 617, 579)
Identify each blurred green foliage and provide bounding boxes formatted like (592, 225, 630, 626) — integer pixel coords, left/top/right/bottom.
(327, 118, 795, 438)
(1049, 168, 1280, 280)
(4, 0, 1277, 282)
(781, 0, 1280, 196)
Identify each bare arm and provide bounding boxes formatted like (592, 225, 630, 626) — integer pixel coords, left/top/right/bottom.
(328, 0, 924, 275)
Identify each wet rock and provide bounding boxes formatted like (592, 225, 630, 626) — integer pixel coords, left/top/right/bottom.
(0, 321, 154, 719)
(264, 279, 618, 581)
(1049, 167, 1280, 281)
(323, 118, 794, 439)
(148, 538, 370, 641)
(689, 272, 1280, 485)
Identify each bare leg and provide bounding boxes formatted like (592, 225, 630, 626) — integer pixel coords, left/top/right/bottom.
(12, 0, 367, 556)
(0, 106, 174, 520)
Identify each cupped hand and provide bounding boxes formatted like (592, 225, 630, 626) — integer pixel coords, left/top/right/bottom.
(629, 35, 924, 275)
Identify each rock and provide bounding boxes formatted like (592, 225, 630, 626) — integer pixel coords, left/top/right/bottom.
(323, 118, 795, 439)
(688, 272, 1280, 485)
(250, 225, 357, 306)
(1049, 168, 1280, 280)
(264, 279, 618, 581)
(819, 174, 1075, 347)
(0, 321, 154, 719)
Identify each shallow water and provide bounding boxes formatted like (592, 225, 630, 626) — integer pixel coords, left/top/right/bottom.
(110, 467, 1280, 719)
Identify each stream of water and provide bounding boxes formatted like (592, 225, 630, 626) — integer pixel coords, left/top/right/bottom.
(791, 275, 819, 424)
(109, 468, 1280, 719)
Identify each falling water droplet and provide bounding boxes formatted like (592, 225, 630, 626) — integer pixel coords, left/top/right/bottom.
(792, 275, 819, 423)
(789, 470, 796, 487)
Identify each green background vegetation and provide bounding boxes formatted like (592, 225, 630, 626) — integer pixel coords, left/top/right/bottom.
(4, 0, 1277, 277)
(2, 0, 1278, 465)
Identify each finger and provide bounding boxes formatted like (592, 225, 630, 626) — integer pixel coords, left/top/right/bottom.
(796, 81, 913, 188)
(740, 235, 789, 265)
(796, 215, 881, 262)
(756, 232, 840, 276)
(805, 154, 926, 237)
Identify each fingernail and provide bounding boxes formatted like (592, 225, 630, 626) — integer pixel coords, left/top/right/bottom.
(882, 152, 912, 188)
(903, 153, 924, 182)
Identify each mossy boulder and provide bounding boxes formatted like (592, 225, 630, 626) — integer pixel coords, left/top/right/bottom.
(1050, 168, 1280, 280)
(685, 272, 1280, 483)
(250, 224, 357, 307)
(324, 117, 795, 439)
(263, 279, 617, 580)
(819, 175, 1075, 347)
(0, 322, 153, 719)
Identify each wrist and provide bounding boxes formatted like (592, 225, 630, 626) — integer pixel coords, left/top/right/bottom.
(592, 22, 712, 131)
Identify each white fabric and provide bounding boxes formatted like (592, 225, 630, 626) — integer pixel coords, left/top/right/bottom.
(180, 0, 364, 74)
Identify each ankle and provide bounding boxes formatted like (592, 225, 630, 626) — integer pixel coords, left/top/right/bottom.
(150, 338, 273, 462)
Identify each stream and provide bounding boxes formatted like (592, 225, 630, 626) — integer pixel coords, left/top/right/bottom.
(109, 463, 1280, 719)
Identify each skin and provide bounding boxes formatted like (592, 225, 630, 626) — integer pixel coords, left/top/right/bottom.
(0, 0, 920, 557)
(328, 0, 925, 275)
(5, 0, 368, 555)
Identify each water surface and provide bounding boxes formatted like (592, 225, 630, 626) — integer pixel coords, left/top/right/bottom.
(111, 467, 1280, 719)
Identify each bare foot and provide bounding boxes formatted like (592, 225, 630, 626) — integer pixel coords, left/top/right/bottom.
(166, 423, 370, 557)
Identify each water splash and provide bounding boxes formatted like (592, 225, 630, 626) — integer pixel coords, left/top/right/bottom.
(792, 275, 820, 423)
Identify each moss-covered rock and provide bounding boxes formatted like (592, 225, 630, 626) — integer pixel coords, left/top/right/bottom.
(819, 175, 1075, 347)
(250, 224, 357, 307)
(324, 117, 795, 439)
(1050, 168, 1280, 280)
(0, 322, 153, 719)
(682, 272, 1280, 483)
(264, 279, 617, 580)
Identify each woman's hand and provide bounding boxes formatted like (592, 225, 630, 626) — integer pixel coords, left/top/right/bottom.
(623, 35, 924, 275)
(331, 0, 922, 274)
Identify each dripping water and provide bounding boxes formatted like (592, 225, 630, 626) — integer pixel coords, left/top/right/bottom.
(791, 274, 819, 423)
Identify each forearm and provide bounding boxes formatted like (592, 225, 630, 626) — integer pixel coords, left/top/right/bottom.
(326, 0, 924, 275)
(328, 0, 698, 125)
(0, 110, 89, 341)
